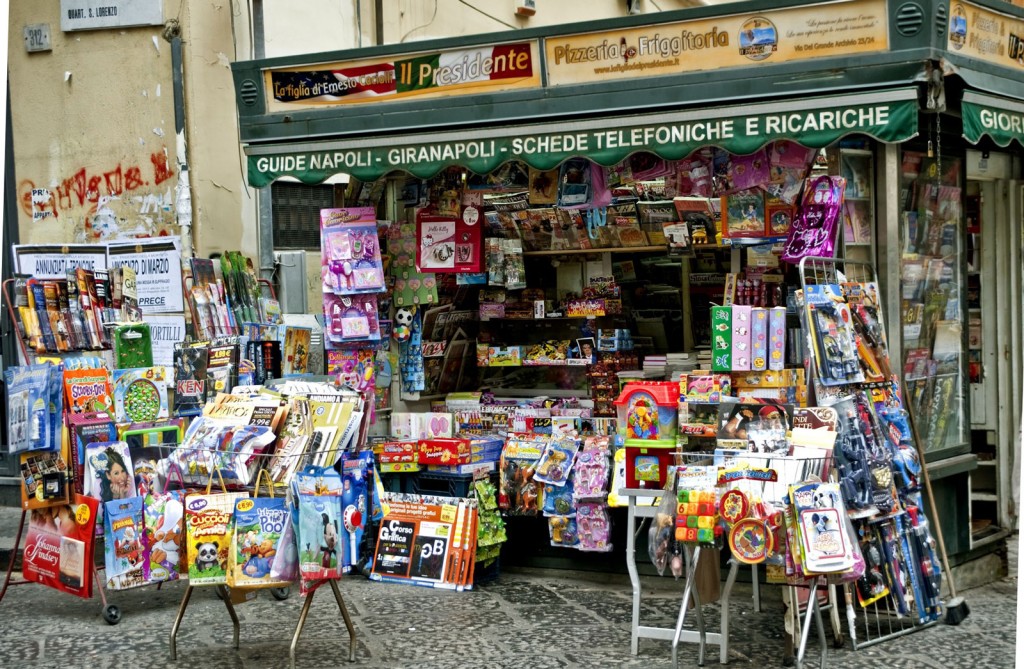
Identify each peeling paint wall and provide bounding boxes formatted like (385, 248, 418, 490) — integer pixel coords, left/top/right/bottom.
(8, 3, 180, 245)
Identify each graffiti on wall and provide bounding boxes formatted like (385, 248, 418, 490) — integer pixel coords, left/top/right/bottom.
(18, 148, 178, 242)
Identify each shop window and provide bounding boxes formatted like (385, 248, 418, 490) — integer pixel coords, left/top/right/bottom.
(898, 150, 967, 456)
(270, 182, 334, 250)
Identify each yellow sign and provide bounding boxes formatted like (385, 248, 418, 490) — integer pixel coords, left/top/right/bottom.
(264, 40, 541, 113)
(545, 0, 888, 86)
(948, 1, 1024, 70)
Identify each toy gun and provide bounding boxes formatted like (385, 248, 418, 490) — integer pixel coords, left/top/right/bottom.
(838, 452, 873, 510)
(906, 506, 943, 620)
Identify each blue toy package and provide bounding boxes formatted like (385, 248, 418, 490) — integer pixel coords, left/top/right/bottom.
(542, 477, 576, 517)
(46, 363, 63, 453)
(104, 496, 145, 581)
(229, 497, 291, 589)
(341, 452, 371, 572)
(4, 364, 54, 453)
(292, 465, 344, 587)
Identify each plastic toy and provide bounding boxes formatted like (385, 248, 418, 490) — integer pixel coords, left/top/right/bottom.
(615, 382, 680, 441)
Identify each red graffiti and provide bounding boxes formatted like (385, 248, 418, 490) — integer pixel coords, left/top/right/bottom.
(151, 151, 175, 185)
(18, 148, 175, 220)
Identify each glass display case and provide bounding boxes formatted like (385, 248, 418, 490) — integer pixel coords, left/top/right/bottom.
(837, 147, 875, 264)
(898, 150, 968, 456)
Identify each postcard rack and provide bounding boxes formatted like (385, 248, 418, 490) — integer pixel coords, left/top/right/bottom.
(797, 256, 944, 651)
(166, 445, 362, 666)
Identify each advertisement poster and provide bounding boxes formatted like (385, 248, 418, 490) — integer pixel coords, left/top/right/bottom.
(948, 2, 1024, 72)
(106, 237, 184, 313)
(370, 494, 478, 589)
(22, 494, 100, 599)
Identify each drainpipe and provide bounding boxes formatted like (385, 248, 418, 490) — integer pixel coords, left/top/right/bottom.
(375, 0, 384, 45)
(252, 0, 275, 281)
(164, 20, 194, 259)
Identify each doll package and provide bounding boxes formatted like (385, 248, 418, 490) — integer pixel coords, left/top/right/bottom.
(320, 208, 386, 295)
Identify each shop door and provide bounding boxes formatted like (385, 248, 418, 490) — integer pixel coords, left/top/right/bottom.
(968, 176, 1023, 540)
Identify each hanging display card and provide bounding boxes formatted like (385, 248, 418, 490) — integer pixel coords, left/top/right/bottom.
(416, 211, 482, 274)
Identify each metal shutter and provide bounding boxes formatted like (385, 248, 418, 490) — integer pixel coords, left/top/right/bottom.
(270, 182, 333, 250)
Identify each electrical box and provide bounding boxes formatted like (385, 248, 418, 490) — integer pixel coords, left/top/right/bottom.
(274, 250, 308, 314)
(516, 0, 536, 17)
(281, 313, 326, 376)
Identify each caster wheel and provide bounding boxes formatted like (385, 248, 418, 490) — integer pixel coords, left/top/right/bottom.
(103, 605, 122, 625)
(271, 587, 291, 601)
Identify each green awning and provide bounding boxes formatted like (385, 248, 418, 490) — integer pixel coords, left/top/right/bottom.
(962, 90, 1024, 148)
(245, 88, 919, 187)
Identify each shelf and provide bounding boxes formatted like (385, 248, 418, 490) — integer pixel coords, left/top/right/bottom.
(482, 316, 603, 322)
(844, 196, 872, 202)
(844, 242, 873, 247)
(523, 245, 666, 256)
(480, 363, 591, 369)
(975, 459, 997, 467)
(971, 492, 998, 502)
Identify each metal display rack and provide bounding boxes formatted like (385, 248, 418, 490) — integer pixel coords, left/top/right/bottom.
(797, 255, 943, 650)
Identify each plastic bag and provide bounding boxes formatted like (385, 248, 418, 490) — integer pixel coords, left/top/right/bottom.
(648, 483, 677, 576)
(781, 175, 845, 263)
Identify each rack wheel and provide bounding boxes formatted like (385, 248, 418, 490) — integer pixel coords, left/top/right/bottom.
(270, 587, 290, 601)
(102, 605, 122, 625)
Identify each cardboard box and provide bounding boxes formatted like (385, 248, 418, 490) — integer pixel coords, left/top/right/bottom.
(768, 307, 786, 371)
(731, 305, 751, 371)
(711, 306, 732, 372)
(417, 438, 471, 466)
(751, 308, 768, 371)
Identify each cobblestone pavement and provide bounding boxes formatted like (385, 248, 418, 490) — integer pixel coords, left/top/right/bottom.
(0, 503, 1017, 669)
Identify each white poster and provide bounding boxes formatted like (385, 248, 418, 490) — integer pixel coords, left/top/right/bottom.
(12, 244, 108, 279)
(145, 313, 187, 371)
(106, 236, 184, 314)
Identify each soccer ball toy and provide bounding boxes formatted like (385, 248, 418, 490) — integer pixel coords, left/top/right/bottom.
(394, 307, 415, 342)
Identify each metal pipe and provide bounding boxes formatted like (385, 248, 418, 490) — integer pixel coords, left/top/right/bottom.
(252, 0, 275, 280)
(170, 35, 194, 259)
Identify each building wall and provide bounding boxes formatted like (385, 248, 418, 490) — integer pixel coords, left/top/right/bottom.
(8, 2, 179, 246)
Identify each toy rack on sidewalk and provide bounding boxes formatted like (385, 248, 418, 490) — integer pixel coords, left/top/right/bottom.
(165, 440, 362, 666)
(798, 256, 944, 650)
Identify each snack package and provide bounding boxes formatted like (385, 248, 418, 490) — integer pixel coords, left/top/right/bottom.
(112, 367, 169, 424)
(185, 491, 247, 585)
(143, 490, 186, 584)
(229, 497, 291, 589)
(103, 496, 146, 585)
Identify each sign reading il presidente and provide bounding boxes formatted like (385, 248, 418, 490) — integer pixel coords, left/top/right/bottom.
(948, 1, 1024, 70)
(265, 41, 540, 112)
(248, 94, 917, 187)
(544, 0, 888, 85)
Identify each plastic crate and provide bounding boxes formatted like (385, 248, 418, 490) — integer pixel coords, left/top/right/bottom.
(410, 470, 475, 498)
(378, 471, 417, 495)
(473, 556, 500, 585)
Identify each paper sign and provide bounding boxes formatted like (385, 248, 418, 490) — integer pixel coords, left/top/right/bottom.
(106, 237, 184, 313)
(13, 244, 108, 279)
(145, 313, 187, 373)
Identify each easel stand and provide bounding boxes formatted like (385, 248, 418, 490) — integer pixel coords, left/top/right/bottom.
(290, 579, 357, 667)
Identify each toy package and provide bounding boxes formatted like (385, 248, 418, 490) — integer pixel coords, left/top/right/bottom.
(113, 323, 153, 369)
(292, 465, 345, 585)
(789, 481, 855, 574)
(572, 437, 611, 501)
(648, 487, 681, 577)
(143, 490, 186, 584)
(675, 466, 720, 545)
(112, 367, 169, 424)
(533, 436, 581, 486)
(321, 208, 386, 294)
(229, 496, 291, 589)
(498, 435, 546, 515)
(185, 491, 247, 585)
(206, 343, 240, 399)
(173, 341, 210, 417)
(542, 478, 575, 517)
(416, 211, 482, 274)
(803, 285, 864, 387)
(103, 496, 146, 588)
(548, 515, 580, 548)
(63, 367, 113, 416)
(5, 363, 62, 454)
(576, 502, 612, 552)
(341, 453, 371, 572)
(324, 293, 382, 344)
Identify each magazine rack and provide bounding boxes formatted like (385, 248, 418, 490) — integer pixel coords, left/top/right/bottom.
(797, 256, 943, 653)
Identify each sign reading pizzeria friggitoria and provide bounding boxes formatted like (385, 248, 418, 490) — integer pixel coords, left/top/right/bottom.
(948, 1, 1024, 71)
(264, 41, 541, 112)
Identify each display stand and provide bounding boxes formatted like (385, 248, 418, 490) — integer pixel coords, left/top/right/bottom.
(798, 255, 943, 651)
(620, 488, 743, 666)
(167, 441, 363, 664)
